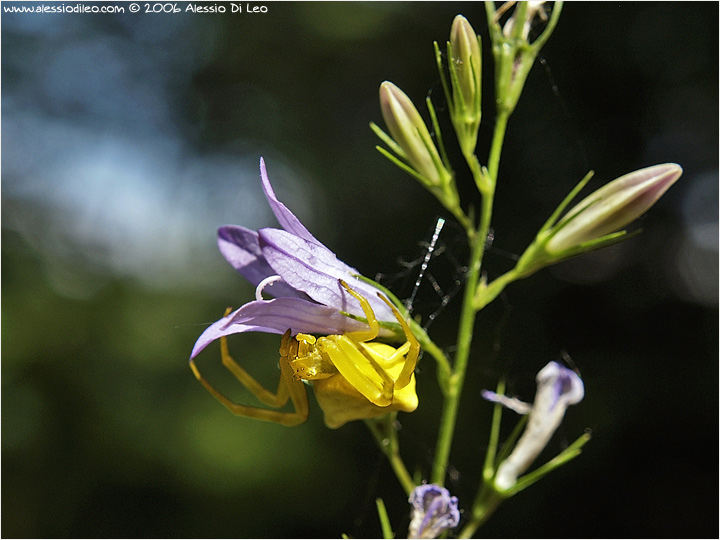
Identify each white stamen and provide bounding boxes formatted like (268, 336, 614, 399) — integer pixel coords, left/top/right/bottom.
(255, 275, 283, 301)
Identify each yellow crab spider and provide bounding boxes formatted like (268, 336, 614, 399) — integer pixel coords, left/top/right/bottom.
(189, 280, 420, 428)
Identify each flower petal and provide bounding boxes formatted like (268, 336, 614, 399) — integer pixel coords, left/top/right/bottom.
(190, 297, 370, 359)
(190, 317, 278, 360)
(259, 228, 396, 322)
(260, 157, 320, 244)
(217, 225, 305, 299)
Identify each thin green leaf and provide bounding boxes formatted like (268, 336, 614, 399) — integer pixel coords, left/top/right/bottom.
(539, 171, 594, 233)
(426, 97, 451, 171)
(434, 40, 453, 114)
(509, 429, 591, 495)
(370, 122, 408, 160)
(532, 1, 564, 52)
(494, 414, 528, 471)
(374, 145, 432, 187)
(483, 379, 506, 479)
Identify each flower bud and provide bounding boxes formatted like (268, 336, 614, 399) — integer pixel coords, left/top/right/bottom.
(450, 15, 482, 124)
(379, 81, 451, 187)
(546, 163, 683, 254)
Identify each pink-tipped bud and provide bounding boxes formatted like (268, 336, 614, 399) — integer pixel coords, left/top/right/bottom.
(546, 163, 683, 254)
(379, 81, 450, 186)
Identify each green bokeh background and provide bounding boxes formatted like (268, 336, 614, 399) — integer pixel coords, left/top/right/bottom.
(2, 2, 718, 537)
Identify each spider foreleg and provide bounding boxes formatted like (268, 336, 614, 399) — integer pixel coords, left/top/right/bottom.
(339, 279, 380, 342)
(377, 294, 420, 390)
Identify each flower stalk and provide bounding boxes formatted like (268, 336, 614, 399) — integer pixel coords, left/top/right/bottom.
(366, 414, 416, 496)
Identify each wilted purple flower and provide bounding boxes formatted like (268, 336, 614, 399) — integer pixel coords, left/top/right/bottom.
(190, 158, 395, 359)
(483, 361, 584, 491)
(408, 484, 460, 539)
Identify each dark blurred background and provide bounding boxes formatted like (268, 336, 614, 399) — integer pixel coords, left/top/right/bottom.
(2, 2, 717, 537)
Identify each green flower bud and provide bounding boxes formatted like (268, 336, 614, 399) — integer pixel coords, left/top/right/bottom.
(512, 163, 683, 279)
(546, 163, 683, 254)
(475, 163, 683, 310)
(450, 16, 481, 123)
(448, 15, 482, 156)
(378, 81, 452, 188)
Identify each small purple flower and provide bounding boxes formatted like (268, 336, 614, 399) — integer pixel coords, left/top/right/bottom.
(483, 361, 584, 490)
(191, 158, 395, 359)
(408, 484, 460, 539)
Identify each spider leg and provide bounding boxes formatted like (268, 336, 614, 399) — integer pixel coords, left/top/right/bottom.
(219, 330, 290, 408)
(321, 337, 394, 407)
(376, 294, 420, 390)
(339, 279, 379, 342)
(189, 322, 309, 426)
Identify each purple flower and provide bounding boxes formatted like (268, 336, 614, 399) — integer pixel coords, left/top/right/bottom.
(483, 361, 584, 490)
(408, 484, 461, 539)
(191, 158, 395, 359)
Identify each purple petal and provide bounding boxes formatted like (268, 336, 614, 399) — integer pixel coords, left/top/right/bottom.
(260, 158, 320, 244)
(217, 225, 305, 299)
(217, 225, 265, 279)
(537, 361, 584, 411)
(190, 317, 279, 360)
(190, 297, 370, 359)
(259, 228, 396, 322)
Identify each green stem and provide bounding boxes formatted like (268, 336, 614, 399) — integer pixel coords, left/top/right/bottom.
(449, 203, 473, 235)
(465, 152, 488, 198)
(366, 416, 416, 496)
(430, 107, 509, 487)
(410, 320, 452, 395)
(458, 482, 505, 539)
(487, 110, 509, 182)
(474, 266, 521, 310)
(430, 232, 485, 485)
